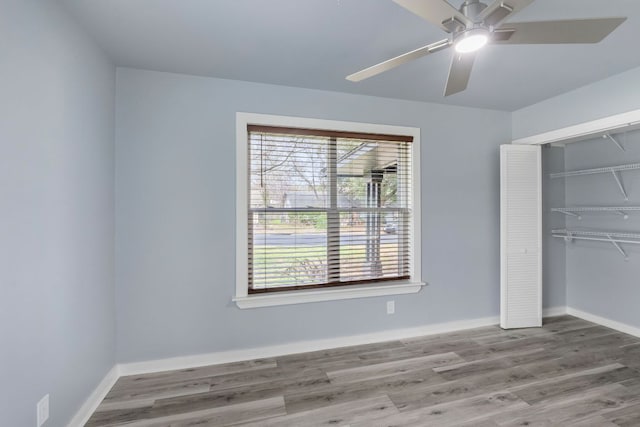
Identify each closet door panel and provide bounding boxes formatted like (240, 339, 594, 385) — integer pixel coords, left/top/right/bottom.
(500, 145, 542, 329)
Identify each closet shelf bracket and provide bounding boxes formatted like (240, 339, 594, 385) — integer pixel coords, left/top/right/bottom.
(611, 170, 629, 201)
(607, 235, 629, 261)
(604, 134, 625, 151)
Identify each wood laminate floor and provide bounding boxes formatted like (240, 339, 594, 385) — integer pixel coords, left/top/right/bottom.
(86, 316, 640, 426)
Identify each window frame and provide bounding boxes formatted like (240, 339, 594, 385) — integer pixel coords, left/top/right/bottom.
(235, 112, 424, 308)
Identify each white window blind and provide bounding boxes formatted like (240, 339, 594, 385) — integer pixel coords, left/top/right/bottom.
(247, 125, 413, 293)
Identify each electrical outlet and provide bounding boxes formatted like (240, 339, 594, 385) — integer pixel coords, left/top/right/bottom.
(386, 300, 395, 315)
(37, 394, 49, 427)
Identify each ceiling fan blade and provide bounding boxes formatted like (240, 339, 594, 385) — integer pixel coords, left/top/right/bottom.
(477, 0, 534, 27)
(393, 0, 472, 33)
(494, 17, 626, 44)
(444, 52, 476, 97)
(346, 39, 451, 82)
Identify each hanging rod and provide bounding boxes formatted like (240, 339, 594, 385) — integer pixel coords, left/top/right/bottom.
(551, 206, 640, 220)
(552, 229, 640, 261)
(550, 163, 640, 201)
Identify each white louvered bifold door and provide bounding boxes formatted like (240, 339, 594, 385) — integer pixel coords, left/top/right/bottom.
(500, 144, 542, 329)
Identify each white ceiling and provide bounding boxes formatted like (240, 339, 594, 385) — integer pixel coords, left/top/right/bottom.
(60, 0, 640, 111)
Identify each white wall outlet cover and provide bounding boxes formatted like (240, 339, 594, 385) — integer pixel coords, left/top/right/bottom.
(37, 394, 49, 427)
(386, 300, 395, 314)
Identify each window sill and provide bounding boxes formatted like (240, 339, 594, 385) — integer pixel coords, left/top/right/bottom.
(233, 281, 426, 309)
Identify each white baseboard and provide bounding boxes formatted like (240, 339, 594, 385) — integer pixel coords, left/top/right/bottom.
(70, 317, 505, 422)
(118, 315, 501, 376)
(67, 365, 119, 427)
(543, 306, 567, 317)
(67, 306, 574, 424)
(567, 307, 640, 339)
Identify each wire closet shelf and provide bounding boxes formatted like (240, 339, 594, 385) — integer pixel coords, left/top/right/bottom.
(550, 163, 640, 201)
(551, 206, 640, 220)
(552, 229, 640, 261)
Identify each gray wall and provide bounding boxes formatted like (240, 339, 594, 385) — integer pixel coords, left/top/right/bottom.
(115, 68, 515, 363)
(542, 146, 567, 309)
(0, 1, 116, 426)
(562, 130, 640, 327)
(513, 65, 640, 140)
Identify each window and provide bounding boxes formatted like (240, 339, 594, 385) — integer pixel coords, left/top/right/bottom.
(236, 113, 423, 308)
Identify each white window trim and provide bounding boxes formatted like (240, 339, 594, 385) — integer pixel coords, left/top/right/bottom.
(235, 112, 424, 309)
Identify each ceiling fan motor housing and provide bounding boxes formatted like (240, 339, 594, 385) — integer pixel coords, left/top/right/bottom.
(460, 0, 488, 21)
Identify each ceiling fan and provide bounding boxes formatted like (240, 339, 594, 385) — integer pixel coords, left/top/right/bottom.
(346, 0, 626, 96)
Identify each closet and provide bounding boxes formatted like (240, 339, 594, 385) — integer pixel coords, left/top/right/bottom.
(501, 109, 640, 329)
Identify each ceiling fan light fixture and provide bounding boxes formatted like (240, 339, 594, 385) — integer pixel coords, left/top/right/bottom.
(454, 28, 489, 53)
